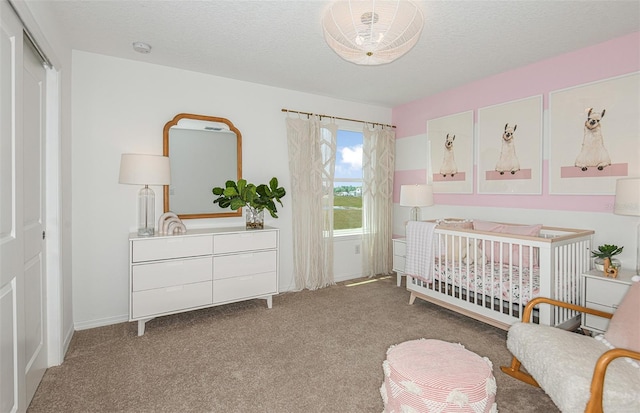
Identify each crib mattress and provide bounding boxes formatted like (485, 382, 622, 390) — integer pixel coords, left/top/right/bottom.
(429, 260, 540, 305)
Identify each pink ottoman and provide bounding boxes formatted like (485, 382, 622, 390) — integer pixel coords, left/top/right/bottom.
(380, 339, 497, 413)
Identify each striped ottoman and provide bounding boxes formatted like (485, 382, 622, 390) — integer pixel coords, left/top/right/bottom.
(380, 339, 497, 413)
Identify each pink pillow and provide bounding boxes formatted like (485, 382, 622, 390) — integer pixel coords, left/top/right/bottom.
(472, 221, 542, 267)
(605, 281, 640, 352)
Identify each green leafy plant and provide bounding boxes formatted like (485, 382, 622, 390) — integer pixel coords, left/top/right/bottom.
(212, 177, 286, 218)
(591, 244, 623, 259)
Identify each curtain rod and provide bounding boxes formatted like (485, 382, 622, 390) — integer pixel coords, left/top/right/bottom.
(281, 108, 395, 129)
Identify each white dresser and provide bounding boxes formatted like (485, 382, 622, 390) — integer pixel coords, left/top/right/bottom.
(581, 268, 634, 334)
(392, 238, 407, 287)
(129, 226, 279, 335)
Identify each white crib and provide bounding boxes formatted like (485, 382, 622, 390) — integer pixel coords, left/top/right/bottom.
(403, 224, 594, 330)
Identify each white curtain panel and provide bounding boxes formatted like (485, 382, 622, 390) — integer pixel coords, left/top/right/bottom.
(286, 117, 338, 290)
(362, 125, 395, 277)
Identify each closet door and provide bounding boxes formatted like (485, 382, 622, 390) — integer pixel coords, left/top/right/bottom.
(0, 1, 25, 411)
(23, 35, 47, 404)
(1, 1, 48, 411)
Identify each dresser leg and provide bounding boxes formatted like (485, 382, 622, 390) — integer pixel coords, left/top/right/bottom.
(396, 273, 403, 287)
(137, 318, 153, 336)
(265, 296, 273, 309)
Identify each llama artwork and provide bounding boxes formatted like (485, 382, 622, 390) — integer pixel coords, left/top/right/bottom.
(495, 123, 520, 175)
(439, 134, 458, 177)
(574, 108, 611, 171)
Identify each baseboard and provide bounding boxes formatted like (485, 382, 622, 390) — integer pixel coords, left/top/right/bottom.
(74, 314, 129, 331)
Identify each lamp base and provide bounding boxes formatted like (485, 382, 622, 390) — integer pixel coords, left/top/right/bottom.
(138, 185, 155, 237)
(410, 207, 421, 221)
(137, 227, 155, 237)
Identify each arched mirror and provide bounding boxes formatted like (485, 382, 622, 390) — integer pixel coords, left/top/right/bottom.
(163, 113, 242, 219)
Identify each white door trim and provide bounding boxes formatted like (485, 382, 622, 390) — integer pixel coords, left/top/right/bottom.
(45, 66, 63, 365)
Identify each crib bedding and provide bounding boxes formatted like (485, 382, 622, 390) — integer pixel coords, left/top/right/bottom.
(428, 259, 539, 305)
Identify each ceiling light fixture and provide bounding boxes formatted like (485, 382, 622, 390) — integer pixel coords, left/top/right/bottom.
(322, 0, 424, 65)
(132, 41, 152, 54)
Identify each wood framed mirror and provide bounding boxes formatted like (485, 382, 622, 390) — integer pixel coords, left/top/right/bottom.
(163, 113, 242, 219)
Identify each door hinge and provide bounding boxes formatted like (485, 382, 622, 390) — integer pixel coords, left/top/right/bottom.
(42, 231, 46, 240)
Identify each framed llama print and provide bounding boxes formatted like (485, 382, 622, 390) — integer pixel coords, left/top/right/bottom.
(549, 72, 640, 195)
(427, 110, 474, 194)
(477, 95, 543, 194)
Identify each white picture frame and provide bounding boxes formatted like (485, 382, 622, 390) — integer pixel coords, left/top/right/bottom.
(427, 110, 474, 194)
(477, 95, 543, 194)
(548, 72, 640, 195)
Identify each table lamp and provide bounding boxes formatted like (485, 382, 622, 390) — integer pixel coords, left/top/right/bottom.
(613, 177, 640, 275)
(400, 184, 434, 221)
(119, 154, 171, 236)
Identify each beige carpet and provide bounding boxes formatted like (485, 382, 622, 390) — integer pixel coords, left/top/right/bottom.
(28, 276, 559, 412)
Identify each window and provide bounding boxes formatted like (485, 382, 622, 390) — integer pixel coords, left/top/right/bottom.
(334, 129, 363, 232)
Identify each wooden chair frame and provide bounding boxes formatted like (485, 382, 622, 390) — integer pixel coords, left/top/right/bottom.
(500, 297, 640, 413)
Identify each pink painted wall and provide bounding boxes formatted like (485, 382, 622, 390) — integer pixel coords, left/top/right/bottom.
(392, 32, 640, 213)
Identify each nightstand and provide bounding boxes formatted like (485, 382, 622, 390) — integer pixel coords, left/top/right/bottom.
(581, 268, 634, 334)
(392, 238, 406, 287)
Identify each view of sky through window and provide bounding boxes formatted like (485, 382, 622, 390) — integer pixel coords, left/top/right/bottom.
(335, 129, 363, 188)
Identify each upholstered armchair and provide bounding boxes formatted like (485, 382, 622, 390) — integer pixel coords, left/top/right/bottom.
(501, 282, 640, 413)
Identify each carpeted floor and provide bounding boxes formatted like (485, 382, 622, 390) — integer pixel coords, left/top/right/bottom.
(28, 275, 559, 412)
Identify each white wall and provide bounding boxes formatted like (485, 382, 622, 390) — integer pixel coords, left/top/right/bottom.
(71, 51, 391, 329)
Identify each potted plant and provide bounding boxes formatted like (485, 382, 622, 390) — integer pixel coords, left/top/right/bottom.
(591, 244, 623, 272)
(212, 177, 286, 229)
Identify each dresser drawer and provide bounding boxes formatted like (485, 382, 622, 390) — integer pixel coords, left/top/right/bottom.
(132, 281, 212, 319)
(583, 313, 612, 333)
(132, 257, 212, 292)
(213, 250, 276, 280)
(213, 231, 277, 254)
(132, 235, 212, 262)
(213, 272, 277, 304)
(585, 278, 629, 307)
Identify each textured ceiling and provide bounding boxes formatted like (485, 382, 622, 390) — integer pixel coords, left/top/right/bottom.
(36, 0, 640, 107)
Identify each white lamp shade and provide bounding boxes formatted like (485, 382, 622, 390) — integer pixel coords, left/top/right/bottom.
(614, 177, 640, 216)
(119, 154, 171, 185)
(400, 184, 433, 207)
(322, 0, 424, 65)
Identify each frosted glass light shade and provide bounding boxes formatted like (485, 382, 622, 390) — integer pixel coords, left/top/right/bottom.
(119, 154, 171, 236)
(400, 184, 433, 221)
(322, 0, 424, 65)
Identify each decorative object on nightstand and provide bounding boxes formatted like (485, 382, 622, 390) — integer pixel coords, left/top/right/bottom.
(400, 184, 433, 221)
(119, 154, 171, 236)
(614, 177, 640, 275)
(591, 244, 623, 277)
(212, 177, 286, 229)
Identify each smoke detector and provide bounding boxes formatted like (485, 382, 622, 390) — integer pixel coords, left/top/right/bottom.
(132, 42, 152, 54)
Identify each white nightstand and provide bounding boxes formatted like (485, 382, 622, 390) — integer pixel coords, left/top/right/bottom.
(392, 238, 406, 287)
(581, 268, 634, 334)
